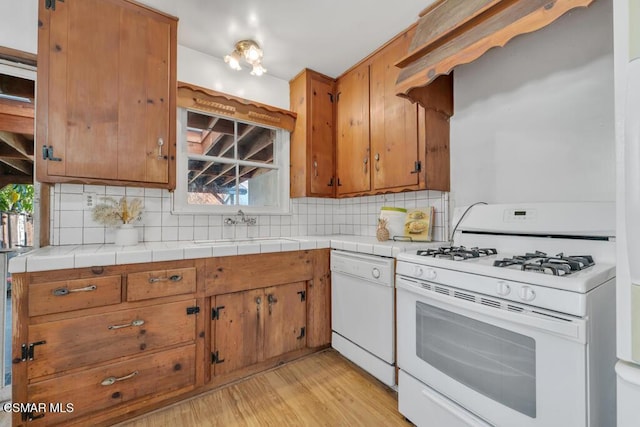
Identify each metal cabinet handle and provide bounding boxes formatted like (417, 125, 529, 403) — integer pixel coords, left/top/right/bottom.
(108, 319, 145, 330)
(374, 153, 380, 172)
(148, 274, 182, 284)
(157, 137, 164, 159)
(101, 370, 139, 386)
(52, 285, 97, 296)
(267, 294, 278, 315)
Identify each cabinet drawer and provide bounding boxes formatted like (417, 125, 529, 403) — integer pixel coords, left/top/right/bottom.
(206, 251, 313, 295)
(28, 276, 122, 317)
(27, 344, 195, 426)
(27, 299, 197, 379)
(127, 267, 196, 301)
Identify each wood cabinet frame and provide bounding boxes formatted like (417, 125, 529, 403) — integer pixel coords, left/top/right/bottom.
(12, 250, 330, 426)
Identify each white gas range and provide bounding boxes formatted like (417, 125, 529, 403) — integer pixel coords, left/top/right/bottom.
(395, 202, 616, 427)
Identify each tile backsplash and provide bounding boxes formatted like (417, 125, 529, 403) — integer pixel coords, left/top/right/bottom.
(50, 183, 449, 246)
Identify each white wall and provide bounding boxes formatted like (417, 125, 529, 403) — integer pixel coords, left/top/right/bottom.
(0, 0, 37, 53)
(178, 46, 289, 109)
(0, 1, 290, 109)
(450, 0, 615, 208)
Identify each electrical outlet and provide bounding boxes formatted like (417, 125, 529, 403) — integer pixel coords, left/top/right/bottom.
(83, 193, 100, 210)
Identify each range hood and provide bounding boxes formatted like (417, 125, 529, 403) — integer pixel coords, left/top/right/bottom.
(395, 0, 595, 104)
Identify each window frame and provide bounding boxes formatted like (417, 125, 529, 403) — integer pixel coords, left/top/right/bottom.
(172, 108, 291, 215)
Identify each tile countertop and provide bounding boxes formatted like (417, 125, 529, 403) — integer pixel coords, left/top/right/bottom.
(8, 236, 446, 273)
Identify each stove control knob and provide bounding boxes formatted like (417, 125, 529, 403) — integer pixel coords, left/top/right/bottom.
(496, 281, 511, 296)
(414, 266, 424, 277)
(519, 286, 536, 302)
(371, 268, 381, 279)
(426, 269, 437, 280)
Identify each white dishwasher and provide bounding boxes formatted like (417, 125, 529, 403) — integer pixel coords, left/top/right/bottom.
(331, 249, 396, 387)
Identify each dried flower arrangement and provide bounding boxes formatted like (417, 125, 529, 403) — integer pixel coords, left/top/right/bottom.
(92, 196, 143, 227)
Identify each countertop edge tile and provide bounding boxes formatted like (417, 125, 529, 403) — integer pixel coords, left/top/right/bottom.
(10, 237, 448, 272)
(74, 252, 117, 269)
(27, 255, 75, 272)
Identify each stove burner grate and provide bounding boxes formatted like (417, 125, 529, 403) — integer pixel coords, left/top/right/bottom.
(493, 252, 595, 276)
(417, 246, 497, 261)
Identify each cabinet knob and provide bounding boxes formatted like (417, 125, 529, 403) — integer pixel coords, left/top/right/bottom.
(363, 157, 368, 173)
(313, 160, 318, 177)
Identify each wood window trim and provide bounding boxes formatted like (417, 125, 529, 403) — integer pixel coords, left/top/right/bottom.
(0, 46, 37, 67)
(177, 82, 297, 132)
(394, 0, 595, 103)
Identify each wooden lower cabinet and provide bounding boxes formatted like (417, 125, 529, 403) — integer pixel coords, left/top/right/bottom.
(13, 250, 330, 426)
(211, 282, 307, 377)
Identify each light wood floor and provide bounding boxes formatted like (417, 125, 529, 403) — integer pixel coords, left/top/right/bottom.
(117, 349, 408, 427)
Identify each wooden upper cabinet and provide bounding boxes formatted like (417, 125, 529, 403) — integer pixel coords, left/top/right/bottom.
(36, 0, 177, 188)
(289, 69, 336, 198)
(336, 62, 371, 195)
(370, 28, 420, 191)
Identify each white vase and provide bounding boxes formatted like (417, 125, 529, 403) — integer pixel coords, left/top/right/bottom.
(115, 224, 139, 246)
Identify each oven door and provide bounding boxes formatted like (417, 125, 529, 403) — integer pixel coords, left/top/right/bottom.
(396, 276, 587, 427)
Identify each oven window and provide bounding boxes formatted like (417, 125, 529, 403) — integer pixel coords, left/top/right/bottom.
(416, 302, 536, 418)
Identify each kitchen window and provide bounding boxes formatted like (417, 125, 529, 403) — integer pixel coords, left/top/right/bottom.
(173, 108, 290, 214)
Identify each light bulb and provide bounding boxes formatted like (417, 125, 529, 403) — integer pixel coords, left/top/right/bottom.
(224, 51, 242, 71)
(245, 45, 261, 63)
(251, 63, 266, 76)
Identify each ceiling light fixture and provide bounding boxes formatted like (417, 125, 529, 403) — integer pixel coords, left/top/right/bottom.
(224, 40, 267, 76)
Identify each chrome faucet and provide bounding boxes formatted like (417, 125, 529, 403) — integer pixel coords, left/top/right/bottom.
(224, 209, 257, 226)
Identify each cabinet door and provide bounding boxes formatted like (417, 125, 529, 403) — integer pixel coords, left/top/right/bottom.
(212, 289, 263, 376)
(370, 29, 420, 190)
(336, 63, 370, 195)
(37, 0, 175, 187)
(309, 75, 335, 196)
(263, 282, 307, 359)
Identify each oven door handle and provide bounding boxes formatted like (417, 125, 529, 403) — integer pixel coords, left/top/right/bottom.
(397, 278, 585, 342)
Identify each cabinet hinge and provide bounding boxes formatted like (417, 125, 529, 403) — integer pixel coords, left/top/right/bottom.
(328, 92, 334, 103)
(41, 145, 62, 162)
(22, 411, 45, 422)
(44, 0, 64, 10)
(410, 160, 422, 174)
(297, 290, 306, 302)
(211, 351, 225, 364)
(186, 306, 200, 315)
(211, 306, 225, 320)
(296, 327, 306, 340)
(327, 177, 334, 187)
(21, 341, 46, 362)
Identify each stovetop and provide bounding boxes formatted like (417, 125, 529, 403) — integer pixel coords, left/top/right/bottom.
(415, 246, 596, 276)
(397, 246, 616, 294)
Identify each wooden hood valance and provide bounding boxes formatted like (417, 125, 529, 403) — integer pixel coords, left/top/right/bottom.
(395, 0, 595, 103)
(177, 82, 297, 132)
